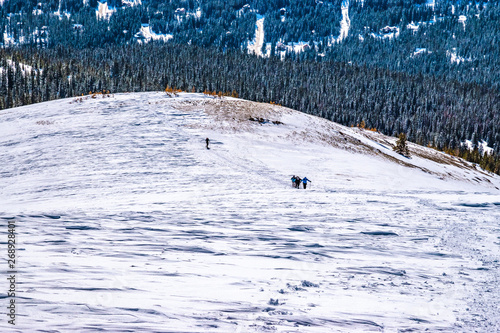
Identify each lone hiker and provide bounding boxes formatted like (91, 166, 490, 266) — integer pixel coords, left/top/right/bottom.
(302, 177, 311, 189)
(206, 138, 210, 149)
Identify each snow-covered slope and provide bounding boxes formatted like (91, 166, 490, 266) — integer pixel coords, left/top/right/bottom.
(248, 15, 265, 57)
(1, 92, 499, 332)
(134, 23, 173, 43)
(96, 1, 116, 20)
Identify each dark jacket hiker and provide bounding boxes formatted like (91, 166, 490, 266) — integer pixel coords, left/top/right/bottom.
(295, 176, 302, 188)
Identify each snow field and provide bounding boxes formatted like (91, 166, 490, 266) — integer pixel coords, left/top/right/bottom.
(0, 92, 499, 332)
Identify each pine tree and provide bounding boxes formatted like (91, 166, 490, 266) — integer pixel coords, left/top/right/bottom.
(394, 133, 410, 157)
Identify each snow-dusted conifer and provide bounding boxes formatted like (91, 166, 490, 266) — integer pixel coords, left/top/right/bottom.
(394, 133, 410, 157)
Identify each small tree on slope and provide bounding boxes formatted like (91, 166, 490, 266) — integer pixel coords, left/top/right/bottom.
(394, 133, 411, 157)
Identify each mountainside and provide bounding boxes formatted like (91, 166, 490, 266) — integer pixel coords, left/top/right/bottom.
(3, 44, 500, 173)
(2, 0, 500, 172)
(1, 92, 499, 331)
(2, 0, 500, 86)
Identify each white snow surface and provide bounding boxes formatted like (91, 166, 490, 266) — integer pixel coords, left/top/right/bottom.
(53, 9, 71, 20)
(459, 15, 467, 29)
(122, 0, 141, 7)
(0, 59, 35, 76)
(329, 0, 350, 45)
(134, 24, 173, 43)
(276, 41, 311, 59)
(412, 48, 428, 57)
(447, 48, 471, 65)
(54, 1, 71, 20)
(2, 24, 48, 46)
(338, 0, 351, 42)
(464, 140, 494, 155)
(248, 15, 265, 57)
(2, 31, 16, 46)
(406, 16, 438, 33)
(1, 92, 500, 332)
(96, 1, 116, 20)
(407, 21, 420, 32)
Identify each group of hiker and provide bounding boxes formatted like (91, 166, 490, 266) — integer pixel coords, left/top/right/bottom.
(205, 139, 312, 190)
(291, 175, 311, 189)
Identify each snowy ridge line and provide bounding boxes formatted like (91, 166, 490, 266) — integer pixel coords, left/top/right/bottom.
(0, 92, 499, 332)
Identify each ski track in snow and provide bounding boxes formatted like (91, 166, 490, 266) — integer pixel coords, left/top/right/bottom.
(0, 92, 499, 332)
(329, 0, 350, 45)
(248, 16, 265, 57)
(339, 0, 351, 42)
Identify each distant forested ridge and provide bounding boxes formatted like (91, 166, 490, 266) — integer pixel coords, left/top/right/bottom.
(1, 0, 500, 87)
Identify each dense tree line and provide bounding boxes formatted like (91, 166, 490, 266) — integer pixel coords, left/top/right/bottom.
(2, 0, 500, 89)
(326, 0, 500, 89)
(1, 44, 499, 174)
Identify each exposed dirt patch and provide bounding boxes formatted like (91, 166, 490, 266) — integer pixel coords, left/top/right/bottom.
(172, 98, 290, 133)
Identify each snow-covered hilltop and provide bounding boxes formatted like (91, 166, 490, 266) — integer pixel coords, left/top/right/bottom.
(1, 92, 499, 332)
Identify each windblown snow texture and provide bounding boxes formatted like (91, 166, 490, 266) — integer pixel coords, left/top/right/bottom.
(0, 92, 499, 332)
